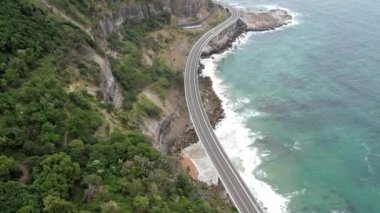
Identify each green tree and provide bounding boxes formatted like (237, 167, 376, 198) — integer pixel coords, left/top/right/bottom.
(133, 195, 149, 212)
(43, 195, 75, 213)
(33, 153, 80, 198)
(101, 200, 122, 213)
(0, 155, 15, 181)
(0, 181, 40, 213)
(123, 179, 144, 197)
(132, 155, 153, 177)
(66, 139, 86, 165)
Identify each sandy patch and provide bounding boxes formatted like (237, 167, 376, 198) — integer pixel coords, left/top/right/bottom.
(181, 155, 199, 180)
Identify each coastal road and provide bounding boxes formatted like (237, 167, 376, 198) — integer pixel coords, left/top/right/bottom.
(184, 3, 263, 213)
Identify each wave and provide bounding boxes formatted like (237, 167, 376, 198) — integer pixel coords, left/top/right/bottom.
(200, 51, 289, 213)
(183, 143, 219, 185)
(183, 5, 303, 212)
(362, 143, 374, 175)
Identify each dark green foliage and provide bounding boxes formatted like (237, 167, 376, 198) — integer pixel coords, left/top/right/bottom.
(43, 195, 76, 213)
(110, 19, 180, 109)
(0, 59, 102, 154)
(0, 155, 15, 181)
(0, 0, 103, 155)
(0, 0, 59, 76)
(65, 139, 86, 166)
(33, 152, 80, 198)
(133, 195, 149, 212)
(0, 181, 40, 213)
(0, 1, 235, 212)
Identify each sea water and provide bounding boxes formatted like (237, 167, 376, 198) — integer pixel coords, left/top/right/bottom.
(189, 0, 380, 212)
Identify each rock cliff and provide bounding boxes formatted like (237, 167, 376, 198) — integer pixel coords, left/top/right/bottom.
(171, 0, 207, 18)
(92, 0, 209, 40)
(92, 0, 171, 40)
(89, 0, 210, 109)
(91, 53, 124, 109)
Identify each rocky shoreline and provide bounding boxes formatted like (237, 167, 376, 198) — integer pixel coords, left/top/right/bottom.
(202, 8, 293, 56)
(171, 75, 224, 153)
(178, 8, 293, 180)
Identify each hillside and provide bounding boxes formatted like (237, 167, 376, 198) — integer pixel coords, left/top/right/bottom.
(0, 0, 235, 212)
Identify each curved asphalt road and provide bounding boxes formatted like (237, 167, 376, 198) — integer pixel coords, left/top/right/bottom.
(184, 4, 263, 213)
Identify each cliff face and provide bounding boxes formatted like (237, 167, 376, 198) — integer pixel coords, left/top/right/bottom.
(171, 0, 207, 17)
(91, 53, 124, 109)
(92, 0, 171, 40)
(92, 0, 208, 40)
(89, 0, 208, 110)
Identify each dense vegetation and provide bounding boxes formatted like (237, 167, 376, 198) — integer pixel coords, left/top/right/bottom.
(109, 17, 181, 109)
(0, 0, 235, 212)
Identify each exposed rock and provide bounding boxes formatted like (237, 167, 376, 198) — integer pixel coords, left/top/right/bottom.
(171, 74, 224, 154)
(240, 9, 292, 31)
(172, 128, 198, 153)
(92, 0, 210, 41)
(202, 9, 293, 56)
(41, 0, 124, 109)
(199, 76, 224, 126)
(140, 89, 189, 153)
(156, 112, 175, 148)
(172, 8, 294, 153)
(171, 0, 207, 18)
(202, 19, 247, 56)
(92, 0, 171, 40)
(89, 0, 210, 108)
(91, 53, 124, 109)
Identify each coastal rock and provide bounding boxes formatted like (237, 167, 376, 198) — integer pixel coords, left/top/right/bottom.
(172, 8, 294, 154)
(202, 19, 247, 56)
(171, 75, 224, 154)
(239, 9, 292, 31)
(199, 76, 224, 126)
(202, 9, 293, 56)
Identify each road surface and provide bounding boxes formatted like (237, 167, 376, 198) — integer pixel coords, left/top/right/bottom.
(184, 4, 263, 213)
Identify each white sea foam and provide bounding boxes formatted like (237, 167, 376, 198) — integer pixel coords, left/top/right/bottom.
(362, 143, 374, 175)
(183, 143, 219, 185)
(291, 141, 302, 151)
(200, 51, 289, 213)
(183, 5, 302, 212)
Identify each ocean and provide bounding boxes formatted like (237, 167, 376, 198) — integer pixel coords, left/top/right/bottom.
(184, 0, 380, 212)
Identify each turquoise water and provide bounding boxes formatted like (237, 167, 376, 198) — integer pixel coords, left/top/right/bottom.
(215, 0, 380, 212)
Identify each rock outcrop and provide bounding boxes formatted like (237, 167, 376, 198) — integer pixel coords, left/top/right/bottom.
(89, 0, 210, 109)
(202, 19, 247, 56)
(171, 71, 224, 154)
(41, 0, 124, 109)
(240, 9, 292, 31)
(91, 53, 124, 109)
(92, 0, 171, 40)
(92, 0, 210, 40)
(171, 0, 207, 18)
(173, 8, 294, 152)
(202, 8, 293, 56)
